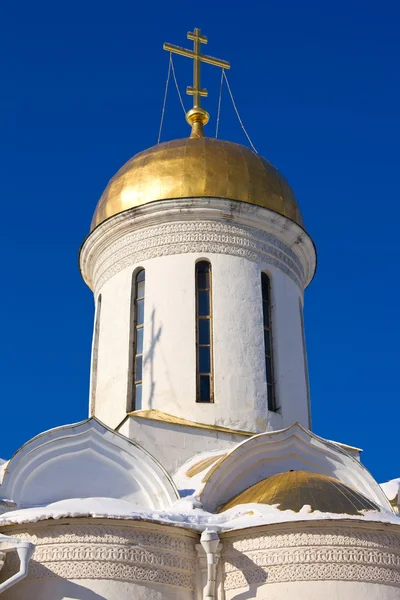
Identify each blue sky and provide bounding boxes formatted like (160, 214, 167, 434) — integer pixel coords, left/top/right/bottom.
(1, 0, 399, 483)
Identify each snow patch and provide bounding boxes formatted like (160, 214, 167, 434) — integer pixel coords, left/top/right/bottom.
(173, 449, 224, 500)
(380, 478, 400, 502)
(0, 497, 399, 532)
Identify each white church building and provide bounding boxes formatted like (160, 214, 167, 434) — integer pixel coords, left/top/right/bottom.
(0, 28, 399, 600)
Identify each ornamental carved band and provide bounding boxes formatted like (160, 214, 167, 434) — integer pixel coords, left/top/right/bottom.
(90, 221, 305, 293)
(2, 524, 197, 590)
(3, 523, 400, 591)
(222, 526, 400, 590)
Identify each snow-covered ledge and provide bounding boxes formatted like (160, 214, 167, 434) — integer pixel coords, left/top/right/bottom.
(0, 535, 34, 594)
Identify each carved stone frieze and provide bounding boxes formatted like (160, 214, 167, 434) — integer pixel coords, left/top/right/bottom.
(1, 521, 196, 590)
(223, 563, 400, 589)
(222, 524, 400, 590)
(89, 221, 305, 293)
(225, 527, 400, 552)
(80, 198, 318, 293)
(3, 519, 400, 593)
(7, 524, 195, 553)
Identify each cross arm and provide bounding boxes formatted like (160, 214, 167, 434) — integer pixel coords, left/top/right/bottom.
(199, 53, 230, 70)
(163, 43, 230, 70)
(163, 43, 195, 60)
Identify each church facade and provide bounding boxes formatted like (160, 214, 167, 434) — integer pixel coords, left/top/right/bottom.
(0, 29, 399, 600)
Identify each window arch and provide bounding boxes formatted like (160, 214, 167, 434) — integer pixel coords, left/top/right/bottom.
(196, 260, 213, 403)
(261, 273, 276, 411)
(132, 269, 145, 409)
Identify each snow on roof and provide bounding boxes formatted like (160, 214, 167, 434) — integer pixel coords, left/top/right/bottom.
(0, 460, 8, 483)
(173, 449, 224, 498)
(0, 497, 399, 532)
(380, 479, 400, 502)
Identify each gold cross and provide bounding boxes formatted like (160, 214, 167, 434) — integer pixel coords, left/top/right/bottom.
(164, 28, 230, 133)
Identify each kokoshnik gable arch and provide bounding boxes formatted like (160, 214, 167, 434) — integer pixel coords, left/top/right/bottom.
(196, 424, 392, 513)
(0, 418, 179, 510)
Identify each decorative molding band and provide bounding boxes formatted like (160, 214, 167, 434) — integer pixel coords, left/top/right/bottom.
(2, 522, 196, 590)
(21, 559, 195, 589)
(31, 543, 195, 571)
(222, 525, 400, 590)
(224, 527, 400, 552)
(223, 562, 400, 589)
(224, 547, 400, 572)
(80, 199, 317, 292)
(6, 524, 195, 553)
(87, 220, 306, 294)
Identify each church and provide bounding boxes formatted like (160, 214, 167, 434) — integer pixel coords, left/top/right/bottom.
(0, 28, 399, 600)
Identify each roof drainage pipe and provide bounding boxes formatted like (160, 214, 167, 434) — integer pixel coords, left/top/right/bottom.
(0, 536, 35, 594)
(200, 529, 221, 600)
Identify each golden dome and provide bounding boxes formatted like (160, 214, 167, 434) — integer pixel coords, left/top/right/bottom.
(90, 137, 304, 231)
(219, 470, 380, 515)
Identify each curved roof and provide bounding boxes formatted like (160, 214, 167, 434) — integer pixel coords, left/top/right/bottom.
(219, 470, 381, 515)
(90, 137, 303, 230)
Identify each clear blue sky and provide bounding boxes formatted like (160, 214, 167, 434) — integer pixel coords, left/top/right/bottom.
(1, 0, 399, 484)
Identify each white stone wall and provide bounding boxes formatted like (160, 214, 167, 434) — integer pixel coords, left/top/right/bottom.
(0, 519, 197, 600)
(120, 416, 248, 474)
(2, 518, 400, 600)
(220, 520, 400, 600)
(81, 199, 316, 434)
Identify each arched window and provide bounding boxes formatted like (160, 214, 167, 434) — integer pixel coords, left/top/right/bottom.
(196, 261, 213, 403)
(261, 273, 276, 411)
(133, 269, 145, 409)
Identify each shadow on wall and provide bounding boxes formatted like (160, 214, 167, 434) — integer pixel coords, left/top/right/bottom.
(222, 548, 268, 600)
(143, 308, 162, 410)
(1, 570, 106, 599)
(7, 563, 189, 599)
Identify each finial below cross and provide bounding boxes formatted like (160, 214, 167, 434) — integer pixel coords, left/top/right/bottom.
(164, 28, 230, 136)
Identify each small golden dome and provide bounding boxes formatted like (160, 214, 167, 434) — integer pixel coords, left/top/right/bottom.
(90, 137, 303, 231)
(219, 471, 380, 515)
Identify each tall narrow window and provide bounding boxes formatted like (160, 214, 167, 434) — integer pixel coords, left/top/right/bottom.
(133, 269, 145, 409)
(196, 261, 213, 402)
(262, 273, 276, 411)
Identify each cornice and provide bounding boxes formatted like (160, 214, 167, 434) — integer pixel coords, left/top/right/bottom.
(0, 519, 197, 590)
(80, 198, 316, 294)
(220, 520, 400, 590)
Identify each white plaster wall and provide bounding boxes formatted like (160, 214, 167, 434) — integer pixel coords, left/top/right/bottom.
(223, 580, 400, 600)
(3, 519, 398, 600)
(268, 267, 310, 429)
(0, 520, 197, 600)
(93, 251, 309, 433)
(2, 578, 194, 600)
(121, 417, 247, 474)
(81, 199, 316, 435)
(92, 268, 131, 428)
(221, 521, 400, 600)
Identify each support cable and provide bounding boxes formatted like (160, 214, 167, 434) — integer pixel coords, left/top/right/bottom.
(215, 68, 224, 138)
(170, 54, 187, 116)
(223, 71, 257, 153)
(157, 54, 172, 144)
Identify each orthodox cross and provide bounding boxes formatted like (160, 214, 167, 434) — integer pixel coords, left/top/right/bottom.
(164, 28, 230, 130)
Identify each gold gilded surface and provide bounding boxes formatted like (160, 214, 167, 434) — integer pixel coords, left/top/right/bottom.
(219, 470, 380, 515)
(163, 27, 230, 133)
(91, 137, 303, 230)
(186, 454, 226, 478)
(126, 409, 253, 436)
